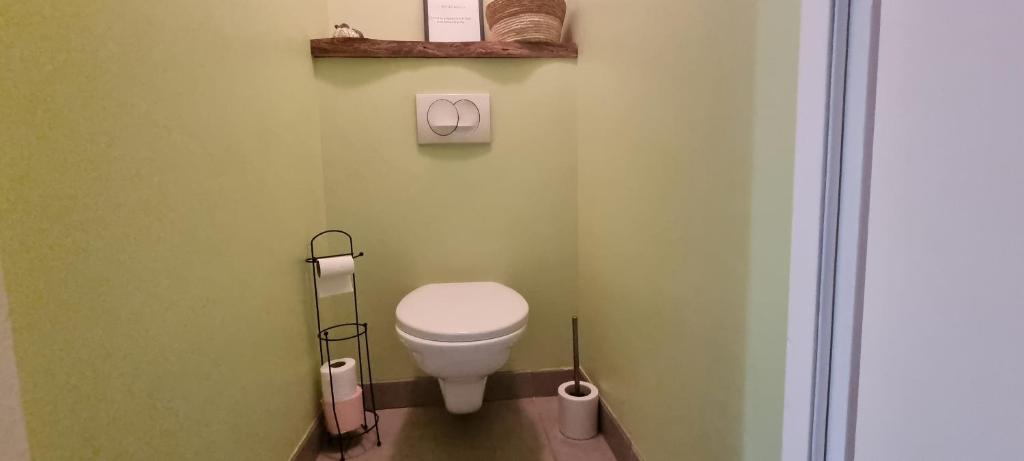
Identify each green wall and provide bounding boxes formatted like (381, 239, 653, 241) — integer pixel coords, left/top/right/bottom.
(1, 0, 800, 458)
(314, 60, 579, 380)
(573, 1, 800, 460)
(0, 0, 327, 459)
(314, 0, 800, 457)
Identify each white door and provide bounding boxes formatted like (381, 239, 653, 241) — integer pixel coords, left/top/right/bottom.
(840, 1, 1024, 459)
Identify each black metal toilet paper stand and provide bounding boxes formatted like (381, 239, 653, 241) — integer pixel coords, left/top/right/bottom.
(305, 230, 381, 460)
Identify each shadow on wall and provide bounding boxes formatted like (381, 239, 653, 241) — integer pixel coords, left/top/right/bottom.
(313, 59, 561, 88)
(417, 143, 492, 161)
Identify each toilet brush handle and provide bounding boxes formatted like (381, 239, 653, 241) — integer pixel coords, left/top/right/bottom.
(572, 316, 580, 394)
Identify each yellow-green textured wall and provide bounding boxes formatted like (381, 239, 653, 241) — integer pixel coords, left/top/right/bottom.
(314, 60, 578, 380)
(0, 0, 327, 459)
(573, 1, 799, 460)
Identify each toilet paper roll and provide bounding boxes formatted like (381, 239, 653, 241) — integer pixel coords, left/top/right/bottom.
(320, 358, 358, 402)
(558, 381, 599, 440)
(323, 386, 364, 435)
(315, 255, 355, 298)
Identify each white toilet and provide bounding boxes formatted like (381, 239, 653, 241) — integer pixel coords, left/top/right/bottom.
(395, 282, 528, 414)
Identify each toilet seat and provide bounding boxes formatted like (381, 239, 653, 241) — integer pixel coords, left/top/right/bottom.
(395, 282, 529, 342)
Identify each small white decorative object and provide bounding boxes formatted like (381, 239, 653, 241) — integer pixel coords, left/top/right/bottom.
(332, 23, 364, 39)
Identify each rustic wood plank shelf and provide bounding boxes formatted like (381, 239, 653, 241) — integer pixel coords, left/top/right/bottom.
(310, 38, 578, 59)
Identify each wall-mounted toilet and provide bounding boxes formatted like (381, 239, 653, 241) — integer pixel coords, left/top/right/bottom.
(395, 282, 528, 414)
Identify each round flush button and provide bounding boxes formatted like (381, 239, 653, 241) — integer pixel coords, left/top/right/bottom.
(427, 99, 459, 136)
(453, 99, 480, 133)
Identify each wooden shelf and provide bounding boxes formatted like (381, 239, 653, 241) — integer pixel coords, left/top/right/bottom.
(310, 38, 577, 59)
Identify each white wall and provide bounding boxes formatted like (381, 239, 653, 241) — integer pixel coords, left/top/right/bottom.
(0, 261, 30, 461)
(854, 1, 1024, 459)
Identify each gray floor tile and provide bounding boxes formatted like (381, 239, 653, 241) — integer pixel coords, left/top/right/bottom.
(317, 397, 615, 461)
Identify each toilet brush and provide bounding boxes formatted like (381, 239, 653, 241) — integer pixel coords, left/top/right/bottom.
(558, 315, 598, 439)
(572, 316, 581, 396)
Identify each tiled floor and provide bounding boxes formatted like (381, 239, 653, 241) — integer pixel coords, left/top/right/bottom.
(317, 397, 617, 461)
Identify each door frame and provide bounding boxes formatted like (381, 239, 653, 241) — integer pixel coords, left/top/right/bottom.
(781, 1, 880, 460)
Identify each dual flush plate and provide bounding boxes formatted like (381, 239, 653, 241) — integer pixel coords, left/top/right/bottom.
(415, 93, 491, 144)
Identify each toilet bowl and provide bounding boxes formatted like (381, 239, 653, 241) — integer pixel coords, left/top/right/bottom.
(395, 282, 528, 414)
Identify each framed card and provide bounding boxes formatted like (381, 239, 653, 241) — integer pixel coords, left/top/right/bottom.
(423, 0, 485, 42)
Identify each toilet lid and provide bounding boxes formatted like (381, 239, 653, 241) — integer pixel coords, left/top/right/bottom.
(396, 282, 529, 342)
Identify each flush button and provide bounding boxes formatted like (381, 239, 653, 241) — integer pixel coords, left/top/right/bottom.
(416, 94, 491, 144)
(453, 99, 481, 133)
(426, 99, 459, 136)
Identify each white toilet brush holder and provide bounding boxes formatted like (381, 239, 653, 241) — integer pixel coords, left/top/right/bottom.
(558, 380, 599, 440)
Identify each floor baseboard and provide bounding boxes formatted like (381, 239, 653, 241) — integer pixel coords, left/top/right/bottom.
(289, 418, 321, 461)
(597, 396, 641, 461)
(579, 368, 641, 461)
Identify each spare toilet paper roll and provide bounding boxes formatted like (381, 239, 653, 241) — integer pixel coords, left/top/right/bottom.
(320, 358, 358, 402)
(558, 381, 599, 440)
(315, 255, 355, 298)
(323, 386, 364, 435)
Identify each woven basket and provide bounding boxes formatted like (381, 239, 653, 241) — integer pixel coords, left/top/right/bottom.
(486, 0, 567, 43)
